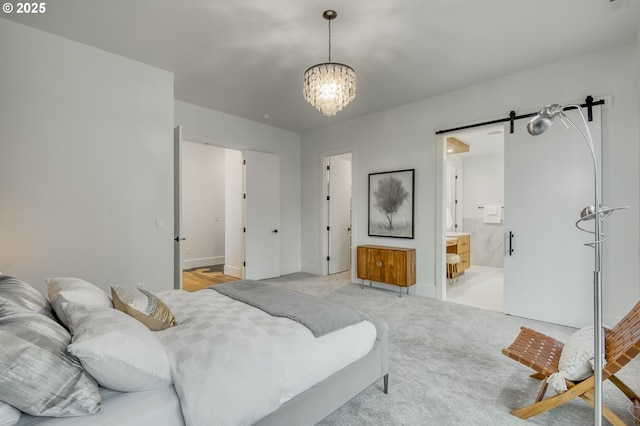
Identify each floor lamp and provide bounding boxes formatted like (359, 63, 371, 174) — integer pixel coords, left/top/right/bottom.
(527, 103, 627, 426)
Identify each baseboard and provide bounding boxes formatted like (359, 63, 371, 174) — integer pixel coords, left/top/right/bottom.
(301, 262, 322, 275)
(224, 265, 242, 278)
(182, 256, 224, 270)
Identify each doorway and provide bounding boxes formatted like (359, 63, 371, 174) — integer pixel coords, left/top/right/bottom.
(442, 126, 505, 312)
(324, 152, 353, 275)
(179, 141, 243, 290)
(175, 140, 282, 287)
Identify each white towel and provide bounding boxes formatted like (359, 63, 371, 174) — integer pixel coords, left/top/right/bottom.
(483, 205, 502, 224)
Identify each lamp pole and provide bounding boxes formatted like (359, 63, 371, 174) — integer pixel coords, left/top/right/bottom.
(528, 104, 604, 425)
(528, 101, 629, 424)
(562, 105, 603, 425)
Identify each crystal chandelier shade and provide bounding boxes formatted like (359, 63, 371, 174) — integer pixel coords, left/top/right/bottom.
(303, 10, 356, 116)
(303, 62, 356, 116)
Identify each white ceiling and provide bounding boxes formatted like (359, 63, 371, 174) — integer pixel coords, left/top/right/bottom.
(448, 126, 505, 158)
(4, 0, 639, 133)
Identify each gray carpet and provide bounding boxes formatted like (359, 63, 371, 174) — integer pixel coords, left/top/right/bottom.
(262, 272, 640, 425)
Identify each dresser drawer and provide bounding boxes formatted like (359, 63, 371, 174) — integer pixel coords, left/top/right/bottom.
(459, 252, 470, 271)
(456, 235, 470, 254)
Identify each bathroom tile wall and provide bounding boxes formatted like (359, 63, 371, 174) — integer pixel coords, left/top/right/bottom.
(463, 218, 504, 267)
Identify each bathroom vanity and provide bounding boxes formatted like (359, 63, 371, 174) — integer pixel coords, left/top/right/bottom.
(446, 232, 471, 277)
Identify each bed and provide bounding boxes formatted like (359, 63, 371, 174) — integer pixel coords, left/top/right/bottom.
(0, 275, 389, 426)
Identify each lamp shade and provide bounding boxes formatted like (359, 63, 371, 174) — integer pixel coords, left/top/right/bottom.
(527, 116, 553, 135)
(527, 104, 563, 136)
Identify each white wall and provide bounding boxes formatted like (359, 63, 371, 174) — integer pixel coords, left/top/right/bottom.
(0, 19, 174, 294)
(181, 141, 225, 269)
(461, 153, 504, 268)
(301, 45, 639, 324)
(461, 154, 504, 220)
(225, 149, 244, 278)
(174, 101, 302, 275)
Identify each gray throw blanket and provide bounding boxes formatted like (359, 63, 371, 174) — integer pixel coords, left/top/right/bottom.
(210, 280, 366, 337)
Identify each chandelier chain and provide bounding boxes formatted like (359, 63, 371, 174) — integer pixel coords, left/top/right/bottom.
(328, 19, 332, 62)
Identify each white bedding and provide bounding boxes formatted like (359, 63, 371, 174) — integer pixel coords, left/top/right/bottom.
(14, 288, 376, 426)
(155, 289, 376, 426)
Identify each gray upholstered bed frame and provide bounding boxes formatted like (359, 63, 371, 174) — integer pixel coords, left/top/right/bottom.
(256, 319, 390, 425)
(14, 320, 389, 425)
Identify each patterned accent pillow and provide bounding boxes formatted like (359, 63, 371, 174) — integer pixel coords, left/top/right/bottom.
(46, 277, 113, 328)
(111, 287, 177, 331)
(0, 275, 56, 321)
(0, 303, 101, 417)
(65, 303, 172, 392)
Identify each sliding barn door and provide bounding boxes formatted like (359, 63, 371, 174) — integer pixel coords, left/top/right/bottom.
(503, 107, 602, 328)
(244, 151, 280, 280)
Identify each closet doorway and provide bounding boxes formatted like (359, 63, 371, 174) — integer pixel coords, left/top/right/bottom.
(442, 126, 504, 312)
(179, 140, 243, 289)
(174, 133, 282, 289)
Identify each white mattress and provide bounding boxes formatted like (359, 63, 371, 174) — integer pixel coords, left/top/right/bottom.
(16, 385, 184, 425)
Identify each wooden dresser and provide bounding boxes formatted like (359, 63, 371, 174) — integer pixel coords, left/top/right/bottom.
(356, 245, 416, 296)
(446, 233, 470, 277)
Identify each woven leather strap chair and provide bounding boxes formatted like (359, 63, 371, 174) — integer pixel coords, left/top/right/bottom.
(502, 300, 640, 425)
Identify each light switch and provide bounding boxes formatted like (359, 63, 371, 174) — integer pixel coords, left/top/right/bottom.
(156, 218, 165, 229)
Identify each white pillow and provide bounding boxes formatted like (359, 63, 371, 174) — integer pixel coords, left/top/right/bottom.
(65, 302, 172, 392)
(46, 277, 113, 327)
(547, 325, 605, 392)
(0, 400, 21, 426)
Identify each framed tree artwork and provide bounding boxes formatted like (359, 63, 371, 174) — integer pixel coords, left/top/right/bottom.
(368, 169, 415, 238)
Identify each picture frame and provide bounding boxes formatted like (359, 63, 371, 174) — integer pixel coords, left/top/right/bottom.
(368, 169, 415, 239)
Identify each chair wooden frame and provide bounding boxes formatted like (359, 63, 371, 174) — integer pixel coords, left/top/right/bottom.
(502, 300, 640, 425)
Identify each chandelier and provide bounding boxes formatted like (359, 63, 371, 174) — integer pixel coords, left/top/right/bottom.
(303, 10, 356, 116)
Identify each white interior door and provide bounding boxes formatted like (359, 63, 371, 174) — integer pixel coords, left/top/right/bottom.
(244, 151, 280, 280)
(328, 154, 352, 274)
(173, 126, 183, 290)
(504, 107, 602, 327)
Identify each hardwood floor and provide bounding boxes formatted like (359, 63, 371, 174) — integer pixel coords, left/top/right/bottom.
(182, 266, 239, 292)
